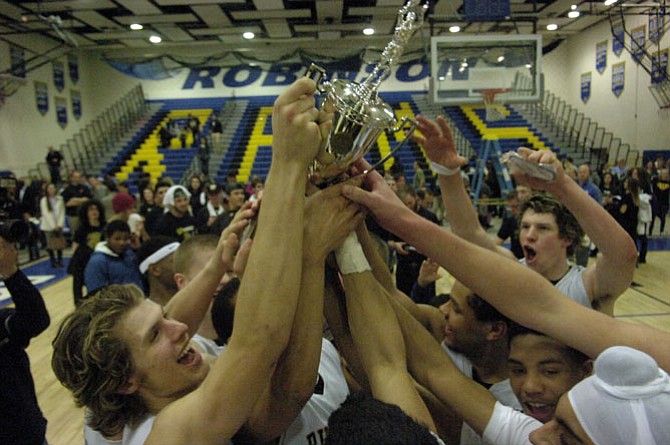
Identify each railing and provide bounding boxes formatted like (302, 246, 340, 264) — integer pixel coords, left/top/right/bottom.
(521, 89, 639, 169)
(59, 84, 149, 178)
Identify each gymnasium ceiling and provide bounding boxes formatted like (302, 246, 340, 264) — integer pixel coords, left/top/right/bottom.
(0, 0, 661, 65)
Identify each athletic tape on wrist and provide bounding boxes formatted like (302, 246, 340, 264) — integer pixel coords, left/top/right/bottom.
(335, 232, 371, 275)
(430, 161, 460, 176)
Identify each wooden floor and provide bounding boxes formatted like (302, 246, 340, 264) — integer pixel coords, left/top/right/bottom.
(25, 251, 670, 445)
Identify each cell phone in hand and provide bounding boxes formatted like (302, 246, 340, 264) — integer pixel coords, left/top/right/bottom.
(504, 152, 557, 182)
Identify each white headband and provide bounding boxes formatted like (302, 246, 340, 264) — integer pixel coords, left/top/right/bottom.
(139, 242, 180, 274)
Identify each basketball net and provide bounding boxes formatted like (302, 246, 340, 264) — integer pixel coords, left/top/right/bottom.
(481, 89, 509, 122)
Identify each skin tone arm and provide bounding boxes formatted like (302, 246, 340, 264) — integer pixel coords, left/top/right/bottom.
(515, 147, 638, 311)
(340, 162, 670, 372)
(341, 267, 438, 433)
(411, 115, 514, 258)
(356, 221, 445, 340)
(242, 184, 363, 442)
(148, 77, 328, 445)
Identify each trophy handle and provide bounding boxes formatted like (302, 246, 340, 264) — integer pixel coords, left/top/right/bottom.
(305, 63, 327, 93)
(363, 116, 418, 175)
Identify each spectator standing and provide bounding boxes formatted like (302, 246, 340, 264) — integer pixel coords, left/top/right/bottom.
(40, 183, 66, 268)
(412, 160, 426, 189)
(187, 113, 200, 147)
(210, 114, 223, 152)
(650, 168, 669, 235)
(45, 145, 63, 186)
(61, 170, 92, 235)
(68, 200, 106, 306)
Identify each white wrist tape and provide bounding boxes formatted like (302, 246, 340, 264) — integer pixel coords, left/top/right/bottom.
(335, 232, 371, 275)
(430, 161, 460, 176)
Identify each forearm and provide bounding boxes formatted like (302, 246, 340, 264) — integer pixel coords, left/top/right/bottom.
(165, 257, 226, 338)
(248, 259, 327, 442)
(232, 163, 307, 352)
(438, 174, 500, 251)
(4, 269, 50, 339)
(357, 223, 394, 294)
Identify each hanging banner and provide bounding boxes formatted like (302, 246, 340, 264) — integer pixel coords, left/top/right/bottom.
(612, 62, 625, 97)
(34, 81, 49, 115)
(596, 41, 607, 74)
(651, 49, 669, 85)
(581, 72, 591, 103)
(10, 46, 26, 78)
(612, 23, 624, 57)
(631, 26, 646, 64)
(55, 96, 68, 128)
(71, 89, 82, 120)
(649, 13, 665, 45)
(53, 61, 65, 92)
(68, 55, 79, 84)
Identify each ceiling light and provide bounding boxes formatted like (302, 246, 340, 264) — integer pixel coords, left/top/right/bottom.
(449, 25, 460, 33)
(525, 63, 532, 68)
(568, 11, 580, 18)
(571, 4, 578, 9)
(438, 76, 445, 81)
(363, 27, 375, 36)
(130, 23, 143, 30)
(243, 31, 255, 40)
(149, 35, 162, 43)
(461, 61, 468, 67)
(546, 23, 558, 31)
(497, 55, 505, 62)
(604, 0, 617, 5)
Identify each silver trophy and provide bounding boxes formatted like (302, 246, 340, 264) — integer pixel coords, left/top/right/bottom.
(306, 0, 428, 185)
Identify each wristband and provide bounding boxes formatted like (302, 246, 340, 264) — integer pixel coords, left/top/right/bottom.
(335, 233, 371, 275)
(430, 161, 460, 176)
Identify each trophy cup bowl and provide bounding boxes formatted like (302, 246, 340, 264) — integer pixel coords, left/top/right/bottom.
(307, 64, 417, 185)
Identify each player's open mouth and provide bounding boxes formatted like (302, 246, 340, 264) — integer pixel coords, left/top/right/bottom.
(177, 346, 198, 366)
(523, 401, 555, 424)
(524, 246, 537, 262)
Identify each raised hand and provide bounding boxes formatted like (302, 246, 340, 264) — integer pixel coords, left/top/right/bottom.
(512, 147, 568, 194)
(412, 115, 467, 170)
(272, 77, 324, 166)
(304, 182, 365, 263)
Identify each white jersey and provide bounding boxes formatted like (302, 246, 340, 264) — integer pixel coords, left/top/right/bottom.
(277, 338, 350, 445)
(192, 333, 226, 357)
(482, 402, 541, 445)
(84, 424, 121, 445)
(519, 259, 590, 308)
(442, 343, 521, 445)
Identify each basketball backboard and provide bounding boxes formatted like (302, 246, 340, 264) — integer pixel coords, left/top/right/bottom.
(430, 34, 543, 105)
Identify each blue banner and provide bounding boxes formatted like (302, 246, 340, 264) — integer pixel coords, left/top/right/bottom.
(612, 62, 625, 97)
(53, 61, 65, 92)
(34, 81, 49, 115)
(612, 24, 624, 57)
(651, 50, 668, 84)
(596, 41, 607, 74)
(631, 26, 646, 64)
(10, 46, 26, 78)
(581, 72, 591, 103)
(55, 96, 67, 128)
(68, 55, 79, 84)
(71, 89, 81, 120)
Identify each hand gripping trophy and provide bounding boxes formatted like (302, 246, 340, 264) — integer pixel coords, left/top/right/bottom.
(307, 0, 428, 185)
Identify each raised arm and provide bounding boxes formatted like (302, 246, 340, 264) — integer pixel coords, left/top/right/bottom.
(242, 184, 363, 442)
(341, 164, 670, 372)
(0, 238, 50, 344)
(149, 77, 327, 444)
(337, 237, 437, 434)
(514, 148, 638, 312)
(412, 115, 514, 258)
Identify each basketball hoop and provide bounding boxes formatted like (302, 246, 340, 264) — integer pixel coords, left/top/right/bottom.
(480, 88, 510, 122)
(0, 73, 27, 109)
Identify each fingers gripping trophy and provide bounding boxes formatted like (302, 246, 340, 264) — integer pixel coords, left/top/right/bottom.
(307, 0, 428, 186)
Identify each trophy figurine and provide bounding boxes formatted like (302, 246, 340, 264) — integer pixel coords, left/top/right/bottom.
(306, 0, 428, 185)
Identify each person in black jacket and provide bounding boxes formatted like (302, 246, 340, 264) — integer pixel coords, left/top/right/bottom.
(0, 232, 51, 445)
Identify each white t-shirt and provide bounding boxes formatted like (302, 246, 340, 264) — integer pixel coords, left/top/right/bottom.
(519, 259, 590, 308)
(482, 402, 541, 445)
